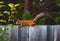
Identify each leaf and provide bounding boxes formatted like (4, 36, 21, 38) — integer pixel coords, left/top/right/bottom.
(0, 5, 5, 8)
(3, 11, 10, 15)
(0, 1, 4, 4)
(0, 20, 7, 22)
(9, 15, 15, 19)
(8, 3, 14, 8)
(15, 4, 20, 7)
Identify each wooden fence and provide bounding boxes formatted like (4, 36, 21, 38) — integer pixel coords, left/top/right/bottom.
(0, 25, 60, 41)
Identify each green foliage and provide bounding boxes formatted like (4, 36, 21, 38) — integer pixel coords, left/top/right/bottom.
(0, 25, 11, 41)
(3, 11, 10, 15)
(8, 3, 20, 11)
(0, 2, 21, 24)
(18, 0, 23, 4)
(0, 28, 5, 33)
(56, 0, 60, 4)
(0, 28, 3, 33)
(0, 38, 7, 41)
(7, 3, 21, 24)
(0, 1, 5, 8)
(50, 12, 60, 17)
(0, 12, 7, 23)
(55, 17, 60, 24)
(22, 11, 33, 20)
(8, 15, 16, 22)
(0, 20, 6, 23)
(37, 17, 46, 25)
(0, 12, 3, 16)
(3, 32, 8, 35)
(6, 24, 13, 27)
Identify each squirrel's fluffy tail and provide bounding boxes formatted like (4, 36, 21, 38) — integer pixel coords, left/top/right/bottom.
(33, 12, 57, 24)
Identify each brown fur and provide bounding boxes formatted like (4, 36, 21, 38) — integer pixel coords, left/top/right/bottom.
(16, 20, 35, 27)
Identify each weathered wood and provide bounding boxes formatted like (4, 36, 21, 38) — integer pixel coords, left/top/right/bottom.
(0, 25, 60, 41)
(8, 25, 18, 41)
(29, 25, 47, 41)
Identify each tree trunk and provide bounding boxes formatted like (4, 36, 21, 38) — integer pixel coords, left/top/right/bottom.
(24, 0, 32, 12)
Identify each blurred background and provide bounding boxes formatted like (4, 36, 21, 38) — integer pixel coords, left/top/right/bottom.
(0, 0, 60, 25)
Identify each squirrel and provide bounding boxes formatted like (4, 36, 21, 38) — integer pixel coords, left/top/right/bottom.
(16, 12, 57, 27)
